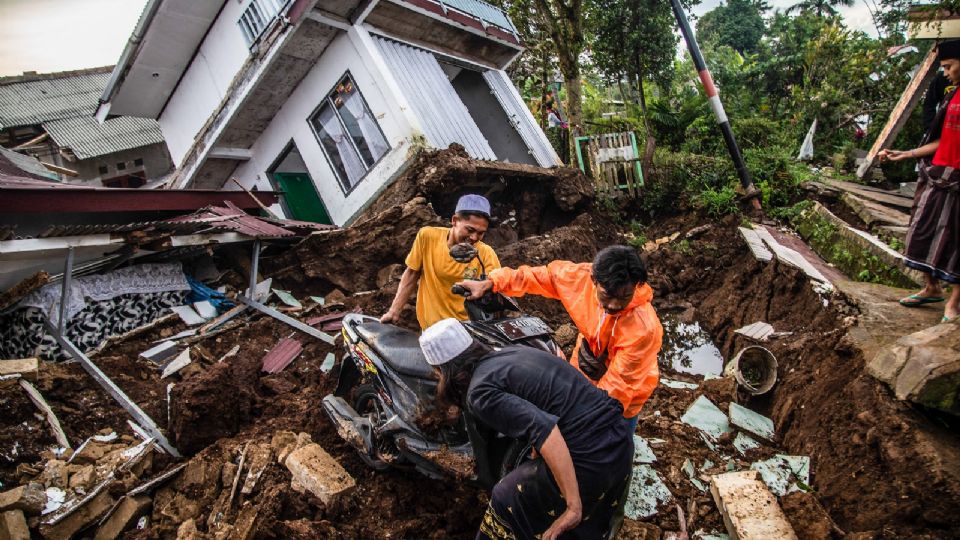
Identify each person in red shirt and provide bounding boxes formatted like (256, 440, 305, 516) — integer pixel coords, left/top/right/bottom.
(881, 39, 960, 323)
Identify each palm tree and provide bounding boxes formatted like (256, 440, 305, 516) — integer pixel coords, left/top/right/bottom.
(787, 0, 853, 17)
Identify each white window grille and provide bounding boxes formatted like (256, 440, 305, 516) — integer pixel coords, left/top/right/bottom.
(238, 0, 289, 47)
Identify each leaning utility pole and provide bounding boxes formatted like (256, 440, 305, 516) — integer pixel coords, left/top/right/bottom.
(669, 0, 761, 210)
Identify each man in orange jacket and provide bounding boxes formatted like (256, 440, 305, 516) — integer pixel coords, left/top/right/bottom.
(455, 245, 662, 433)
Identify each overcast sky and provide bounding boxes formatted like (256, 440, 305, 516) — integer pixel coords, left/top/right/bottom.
(0, 0, 877, 78)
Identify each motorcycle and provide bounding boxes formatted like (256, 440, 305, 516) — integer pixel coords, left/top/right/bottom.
(321, 244, 560, 488)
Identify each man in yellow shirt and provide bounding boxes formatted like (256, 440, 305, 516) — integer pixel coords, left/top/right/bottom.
(381, 194, 501, 329)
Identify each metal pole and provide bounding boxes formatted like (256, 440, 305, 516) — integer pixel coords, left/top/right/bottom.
(669, 0, 760, 209)
(248, 239, 261, 299)
(59, 247, 75, 335)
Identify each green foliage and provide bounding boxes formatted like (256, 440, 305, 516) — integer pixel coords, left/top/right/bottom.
(697, 0, 768, 54)
(695, 184, 741, 218)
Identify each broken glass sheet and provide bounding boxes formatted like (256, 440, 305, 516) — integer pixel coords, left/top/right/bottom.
(310, 296, 326, 306)
(729, 403, 775, 441)
(700, 432, 717, 452)
(320, 353, 336, 373)
(681, 395, 732, 439)
(272, 289, 303, 309)
(624, 464, 672, 519)
(662, 378, 699, 390)
(683, 459, 707, 492)
(634, 435, 657, 463)
(733, 432, 761, 456)
(750, 455, 811, 496)
(700, 459, 715, 472)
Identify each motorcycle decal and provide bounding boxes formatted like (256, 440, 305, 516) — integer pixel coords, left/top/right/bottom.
(353, 342, 379, 374)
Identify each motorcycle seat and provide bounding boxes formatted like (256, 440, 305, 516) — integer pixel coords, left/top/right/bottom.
(356, 322, 436, 379)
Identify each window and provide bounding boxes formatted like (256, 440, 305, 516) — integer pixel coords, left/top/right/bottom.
(98, 165, 108, 175)
(309, 73, 389, 192)
(238, 0, 289, 46)
(116, 162, 126, 171)
(134, 158, 144, 167)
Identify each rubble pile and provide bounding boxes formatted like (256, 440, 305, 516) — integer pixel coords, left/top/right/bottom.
(0, 150, 958, 539)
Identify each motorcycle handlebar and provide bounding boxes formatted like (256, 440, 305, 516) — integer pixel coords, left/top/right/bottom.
(451, 284, 470, 297)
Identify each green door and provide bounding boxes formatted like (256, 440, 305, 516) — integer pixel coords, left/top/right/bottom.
(272, 172, 332, 224)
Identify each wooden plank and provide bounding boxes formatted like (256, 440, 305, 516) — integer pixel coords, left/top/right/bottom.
(0, 358, 38, 377)
(710, 470, 798, 540)
(858, 46, 939, 179)
(821, 179, 913, 209)
(19, 379, 70, 448)
(841, 193, 911, 227)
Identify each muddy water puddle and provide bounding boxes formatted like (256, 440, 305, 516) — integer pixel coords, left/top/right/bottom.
(658, 313, 724, 376)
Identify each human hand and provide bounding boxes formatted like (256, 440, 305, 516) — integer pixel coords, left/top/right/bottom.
(542, 505, 582, 540)
(380, 310, 398, 324)
(453, 279, 492, 300)
(878, 149, 913, 162)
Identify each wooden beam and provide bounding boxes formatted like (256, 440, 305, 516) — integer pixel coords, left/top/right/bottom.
(40, 161, 79, 177)
(12, 132, 48, 150)
(857, 46, 939, 179)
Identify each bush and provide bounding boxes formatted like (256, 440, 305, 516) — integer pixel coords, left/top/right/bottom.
(642, 149, 733, 217)
(695, 183, 740, 218)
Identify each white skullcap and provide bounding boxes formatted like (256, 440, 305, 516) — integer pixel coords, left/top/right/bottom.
(419, 318, 473, 366)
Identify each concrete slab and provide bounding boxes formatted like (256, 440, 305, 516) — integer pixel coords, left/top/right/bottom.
(710, 470, 798, 540)
(868, 322, 960, 414)
(733, 433, 761, 456)
(820, 179, 914, 209)
(835, 280, 942, 364)
(633, 435, 657, 464)
(750, 455, 811, 496)
(737, 227, 772, 262)
(841, 193, 911, 227)
(39, 490, 114, 540)
(284, 444, 355, 505)
(0, 484, 46, 516)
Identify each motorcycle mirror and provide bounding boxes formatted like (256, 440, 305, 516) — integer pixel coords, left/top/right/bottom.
(449, 242, 478, 264)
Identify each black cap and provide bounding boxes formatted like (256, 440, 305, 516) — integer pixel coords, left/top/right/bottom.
(938, 40, 960, 61)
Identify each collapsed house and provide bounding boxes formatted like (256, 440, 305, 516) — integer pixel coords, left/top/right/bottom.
(0, 67, 173, 186)
(95, 0, 560, 226)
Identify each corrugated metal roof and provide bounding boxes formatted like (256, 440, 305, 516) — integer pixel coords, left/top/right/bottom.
(482, 70, 561, 167)
(0, 69, 110, 129)
(42, 115, 165, 160)
(0, 146, 59, 181)
(373, 36, 497, 161)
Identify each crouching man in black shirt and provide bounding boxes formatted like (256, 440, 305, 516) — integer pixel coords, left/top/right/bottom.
(419, 318, 634, 540)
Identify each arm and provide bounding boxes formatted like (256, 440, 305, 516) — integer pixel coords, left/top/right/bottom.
(381, 267, 421, 323)
(540, 426, 582, 540)
(457, 261, 575, 301)
(879, 140, 940, 162)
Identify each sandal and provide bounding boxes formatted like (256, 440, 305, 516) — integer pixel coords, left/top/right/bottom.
(943, 315, 958, 323)
(899, 293, 946, 307)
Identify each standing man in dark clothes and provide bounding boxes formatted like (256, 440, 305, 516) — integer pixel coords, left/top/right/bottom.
(419, 318, 633, 540)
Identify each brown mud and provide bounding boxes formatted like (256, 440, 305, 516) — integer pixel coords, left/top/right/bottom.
(0, 148, 957, 539)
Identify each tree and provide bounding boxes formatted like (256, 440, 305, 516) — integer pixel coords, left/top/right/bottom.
(506, 0, 591, 159)
(696, 0, 768, 55)
(787, 0, 853, 18)
(590, 0, 693, 177)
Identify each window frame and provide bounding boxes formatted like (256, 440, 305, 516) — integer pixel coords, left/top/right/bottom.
(307, 71, 390, 195)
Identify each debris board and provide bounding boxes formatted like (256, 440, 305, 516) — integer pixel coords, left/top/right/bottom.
(753, 226, 832, 289)
(821, 179, 913, 209)
(750, 455, 811, 496)
(170, 305, 206, 326)
(737, 227, 772, 262)
(683, 459, 707, 492)
(0, 358, 38, 377)
(841, 193, 910, 227)
(192, 301, 218, 319)
(661, 378, 698, 390)
(139, 341, 178, 364)
(710, 470, 798, 540)
(272, 289, 302, 309)
(733, 433, 760, 456)
(19, 379, 70, 448)
(728, 403, 775, 442)
(624, 464, 672, 519)
(633, 435, 657, 464)
(160, 349, 191, 379)
(733, 322, 774, 342)
(681, 395, 732, 439)
(261, 338, 304, 374)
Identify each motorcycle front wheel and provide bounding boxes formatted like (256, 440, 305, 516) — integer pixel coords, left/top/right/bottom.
(352, 384, 401, 467)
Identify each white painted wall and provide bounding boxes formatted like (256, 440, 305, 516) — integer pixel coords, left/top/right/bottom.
(228, 28, 422, 226)
(159, 0, 251, 165)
